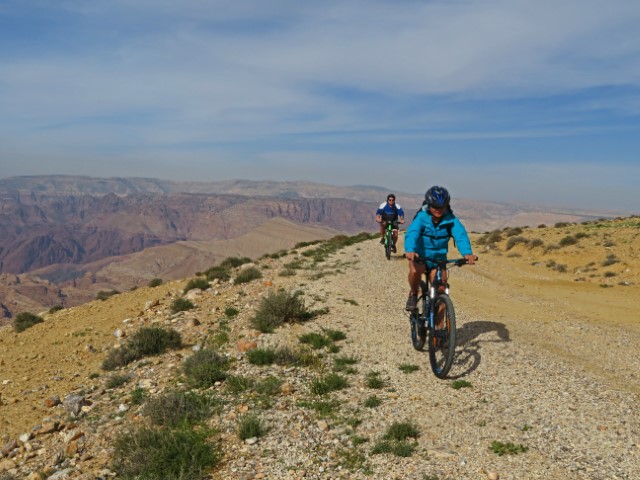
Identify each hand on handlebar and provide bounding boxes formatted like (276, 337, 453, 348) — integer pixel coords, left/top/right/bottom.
(406, 252, 419, 262)
(464, 254, 476, 265)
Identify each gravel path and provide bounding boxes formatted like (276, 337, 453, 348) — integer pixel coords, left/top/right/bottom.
(217, 237, 640, 480)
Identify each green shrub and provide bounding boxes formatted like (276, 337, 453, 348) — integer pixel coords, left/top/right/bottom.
(371, 440, 416, 457)
(96, 290, 120, 301)
(490, 440, 528, 456)
(505, 236, 529, 250)
(273, 347, 320, 368)
(324, 329, 347, 341)
(476, 230, 503, 245)
(559, 235, 578, 246)
(48, 305, 64, 314)
(574, 232, 589, 239)
(602, 254, 619, 266)
(205, 266, 230, 282)
(225, 375, 255, 394)
(183, 350, 229, 387)
(505, 227, 523, 237)
(112, 426, 221, 479)
(528, 238, 544, 248)
(220, 256, 252, 269)
(12, 312, 44, 333)
(370, 421, 420, 457)
(297, 399, 340, 417)
(451, 380, 472, 389)
(310, 373, 349, 395)
(102, 327, 182, 370)
(299, 332, 332, 349)
(245, 348, 277, 366)
(604, 271, 616, 277)
(170, 298, 194, 313)
(184, 277, 210, 293)
(129, 327, 182, 355)
(364, 395, 382, 408)
(106, 375, 130, 389)
(143, 391, 220, 427)
(234, 267, 263, 284)
(130, 387, 146, 405)
(383, 421, 420, 441)
(148, 278, 163, 288)
(333, 355, 359, 373)
(398, 364, 419, 374)
(554, 222, 570, 228)
(237, 415, 266, 440)
(250, 290, 314, 333)
(366, 372, 385, 389)
(224, 307, 240, 318)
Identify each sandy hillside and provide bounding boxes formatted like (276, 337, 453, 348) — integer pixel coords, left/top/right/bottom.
(0, 218, 639, 479)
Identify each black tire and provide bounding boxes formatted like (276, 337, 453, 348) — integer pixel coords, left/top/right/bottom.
(410, 297, 427, 351)
(385, 231, 392, 260)
(428, 295, 456, 378)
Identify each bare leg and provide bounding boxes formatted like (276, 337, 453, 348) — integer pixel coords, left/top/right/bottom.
(408, 260, 426, 294)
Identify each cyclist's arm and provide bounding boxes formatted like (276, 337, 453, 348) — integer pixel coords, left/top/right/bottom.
(451, 218, 473, 258)
(404, 212, 425, 258)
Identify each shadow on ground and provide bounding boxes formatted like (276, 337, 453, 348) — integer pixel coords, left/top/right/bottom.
(449, 320, 510, 379)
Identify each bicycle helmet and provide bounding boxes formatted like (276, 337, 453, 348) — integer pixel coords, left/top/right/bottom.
(425, 186, 450, 208)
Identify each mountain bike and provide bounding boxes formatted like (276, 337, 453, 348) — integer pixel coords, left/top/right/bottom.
(408, 257, 476, 378)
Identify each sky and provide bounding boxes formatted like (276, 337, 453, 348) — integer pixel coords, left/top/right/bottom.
(1, 0, 639, 212)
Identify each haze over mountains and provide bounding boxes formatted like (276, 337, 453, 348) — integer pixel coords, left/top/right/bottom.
(0, 175, 625, 319)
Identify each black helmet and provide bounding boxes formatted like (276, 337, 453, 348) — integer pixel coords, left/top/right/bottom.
(425, 186, 450, 208)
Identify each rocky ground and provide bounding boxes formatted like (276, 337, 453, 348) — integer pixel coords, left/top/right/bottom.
(1, 218, 639, 480)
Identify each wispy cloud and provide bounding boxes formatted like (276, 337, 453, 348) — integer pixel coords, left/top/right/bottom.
(1, 0, 639, 210)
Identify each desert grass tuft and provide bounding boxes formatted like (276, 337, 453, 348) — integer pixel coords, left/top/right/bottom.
(250, 290, 319, 333)
(102, 327, 181, 370)
(184, 277, 209, 293)
(183, 349, 229, 387)
(112, 426, 220, 479)
(310, 373, 349, 395)
(170, 297, 194, 313)
(237, 415, 266, 440)
(143, 391, 220, 427)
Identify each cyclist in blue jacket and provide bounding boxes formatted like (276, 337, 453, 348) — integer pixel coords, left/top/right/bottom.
(404, 186, 475, 310)
(376, 193, 405, 253)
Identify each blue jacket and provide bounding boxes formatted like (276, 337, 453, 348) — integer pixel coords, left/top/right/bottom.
(404, 208, 472, 261)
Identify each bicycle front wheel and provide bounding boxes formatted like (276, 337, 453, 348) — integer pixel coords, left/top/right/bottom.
(428, 294, 456, 378)
(410, 297, 427, 351)
(385, 232, 392, 260)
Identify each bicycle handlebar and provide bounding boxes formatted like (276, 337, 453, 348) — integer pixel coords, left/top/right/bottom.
(411, 256, 478, 267)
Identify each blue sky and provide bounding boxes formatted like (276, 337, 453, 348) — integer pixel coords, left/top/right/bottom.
(1, 0, 639, 212)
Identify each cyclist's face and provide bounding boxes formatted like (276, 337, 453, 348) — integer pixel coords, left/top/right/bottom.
(387, 197, 395, 205)
(429, 204, 445, 218)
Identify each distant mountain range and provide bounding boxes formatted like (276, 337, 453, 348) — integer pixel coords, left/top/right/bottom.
(0, 175, 622, 319)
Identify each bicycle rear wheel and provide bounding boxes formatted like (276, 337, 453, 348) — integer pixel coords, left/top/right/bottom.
(428, 294, 456, 378)
(410, 297, 427, 351)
